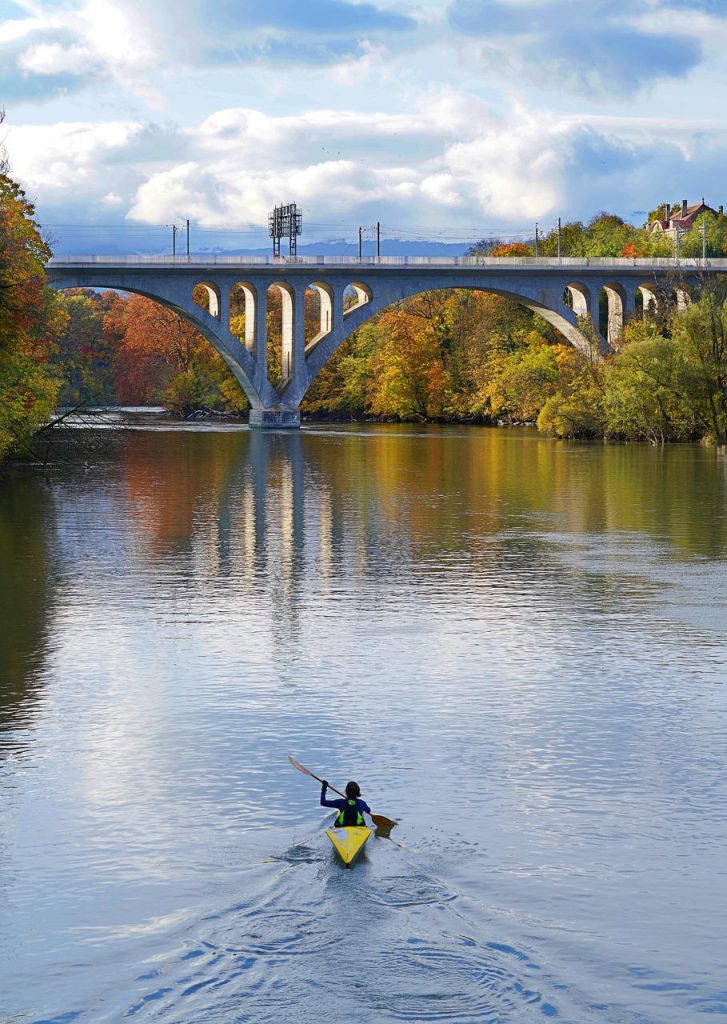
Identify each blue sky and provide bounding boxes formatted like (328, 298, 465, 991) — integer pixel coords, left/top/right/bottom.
(2, 0, 727, 251)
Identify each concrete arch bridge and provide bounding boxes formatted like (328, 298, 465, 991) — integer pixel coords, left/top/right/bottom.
(47, 255, 717, 428)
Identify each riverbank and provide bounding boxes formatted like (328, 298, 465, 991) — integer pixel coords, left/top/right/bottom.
(4, 403, 724, 481)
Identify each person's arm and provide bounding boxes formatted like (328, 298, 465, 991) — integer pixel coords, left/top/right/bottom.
(320, 781, 344, 809)
(361, 799, 372, 818)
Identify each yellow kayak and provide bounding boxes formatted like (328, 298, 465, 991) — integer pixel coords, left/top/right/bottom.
(325, 826, 372, 867)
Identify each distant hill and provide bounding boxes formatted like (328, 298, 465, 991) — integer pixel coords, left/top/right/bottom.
(51, 232, 475, 259)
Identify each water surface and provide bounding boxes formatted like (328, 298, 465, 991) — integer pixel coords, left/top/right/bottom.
(1, 423, 726, 1023)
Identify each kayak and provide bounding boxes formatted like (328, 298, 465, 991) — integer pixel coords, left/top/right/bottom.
(325, 825, 372, 867)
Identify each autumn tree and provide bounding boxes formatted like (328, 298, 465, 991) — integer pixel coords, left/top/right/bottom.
(490, 243, 533, 258)
(484, 331, 566, 423)
(367, 302, 453, 420)
(0, 142, 66, 459)
(109, 294, 247, 416)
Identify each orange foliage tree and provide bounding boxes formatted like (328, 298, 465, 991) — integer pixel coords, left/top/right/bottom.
(0, 163, 66, 457)
(489, 243, 533, 257)
(106, 294, 246, 415)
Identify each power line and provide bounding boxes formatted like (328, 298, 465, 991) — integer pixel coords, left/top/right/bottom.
(42, 221, 539, 237)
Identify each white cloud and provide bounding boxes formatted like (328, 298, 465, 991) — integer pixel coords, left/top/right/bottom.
(444, 106, 569, 219)
(420, 172, 463, 207)
(79, 0, 155, 70)
(0, 14, 45, 44)
(6, 120, 145, 190)
(6, 94, 727, 242)
(446, 0, 714, 97)
(332, 39, 390, 85)
(17, 40, 95, 74)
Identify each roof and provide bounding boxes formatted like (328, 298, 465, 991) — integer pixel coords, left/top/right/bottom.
(649, 201, 719, 234)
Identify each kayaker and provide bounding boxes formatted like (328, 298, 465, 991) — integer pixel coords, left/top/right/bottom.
(320, 779, 372, 827)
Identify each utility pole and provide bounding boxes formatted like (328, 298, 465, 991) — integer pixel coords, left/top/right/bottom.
(186, 219, 190, 259)
(535, 222, 539, 257)
(557, 217, 561, 261)
(172, 223, 178, 258)
(376, 221, 381, 260)
(358, 226, 363, 261)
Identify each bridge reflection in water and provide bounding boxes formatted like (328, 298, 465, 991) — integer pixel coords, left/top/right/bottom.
(112, 423, 727, 636)
(2, 421, 726, 763)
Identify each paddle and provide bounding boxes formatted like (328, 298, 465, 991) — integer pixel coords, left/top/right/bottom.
(288, 755, 397, 830)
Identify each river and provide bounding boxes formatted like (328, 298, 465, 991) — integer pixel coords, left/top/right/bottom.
(1, 421, 726, 1023)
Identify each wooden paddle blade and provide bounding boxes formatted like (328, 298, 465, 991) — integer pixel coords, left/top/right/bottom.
(288, 755, 313, 777)
(289, 757, 392, 818)
(371, 813, 397, 830)
(288, 756, 346, 799)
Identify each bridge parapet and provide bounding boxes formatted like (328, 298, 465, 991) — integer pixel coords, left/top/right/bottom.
(48, 254, 724, 269)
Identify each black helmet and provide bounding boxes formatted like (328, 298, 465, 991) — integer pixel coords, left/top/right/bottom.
(345, 780, 361, 799)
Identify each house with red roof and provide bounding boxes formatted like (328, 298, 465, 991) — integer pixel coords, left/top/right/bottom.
(648, 198, 723, 246)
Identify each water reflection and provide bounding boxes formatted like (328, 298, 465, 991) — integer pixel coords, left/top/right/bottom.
(0, 424, 726, 1024)
(0, 474, 56, 746)
(83, 426, 727, 592)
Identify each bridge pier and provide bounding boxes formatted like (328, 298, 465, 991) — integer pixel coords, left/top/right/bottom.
(249, 408, 301, 429)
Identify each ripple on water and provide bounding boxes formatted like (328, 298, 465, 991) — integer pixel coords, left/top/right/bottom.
(371, 931, 557, 1023)
(121, 897, 340, 1021)
(205, 904, 337, 960)
(269, 841, 325, 866)
(363, 873, 456, 908)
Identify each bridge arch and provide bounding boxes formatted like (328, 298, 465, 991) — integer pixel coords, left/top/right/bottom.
(230, 281, 259, 354)
(675, 284, 693, 312)
(268, 281, 296, 384)
(638, 282, 659, 316)
(48, 280, 269, 410)
(192, 281, 221, 319)
(345, 281, 372, 317)
(564, 282, 592, 320)
(600, 281, 627, 349)
(305, 281, 334, 350)
(281, 281, 599, 411)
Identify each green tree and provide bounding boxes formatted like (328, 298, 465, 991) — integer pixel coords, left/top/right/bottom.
(583, 213, 635, 258)
(53, 290, 116, 405)
(485, 331, 564, 422)
(539, 220, 587, 257)
(678, 213, 727, 259)
(604, 320, 693, 443)
(536, 321, 606, 438)
(603, 284, 727, 445)
(302, 321, 377, 417)
(670, 284, 727, 444)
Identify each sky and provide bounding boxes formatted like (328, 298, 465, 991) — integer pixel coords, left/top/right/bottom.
(2, 0, 727, 253)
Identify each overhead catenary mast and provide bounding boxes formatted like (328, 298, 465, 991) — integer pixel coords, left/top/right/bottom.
(269, 203, 303, 257)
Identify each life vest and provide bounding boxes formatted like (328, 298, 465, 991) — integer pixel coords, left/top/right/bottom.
(335, 798, 365, 827)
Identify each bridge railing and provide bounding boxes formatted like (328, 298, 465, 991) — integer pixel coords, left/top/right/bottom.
(47, 254, 727, 269)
